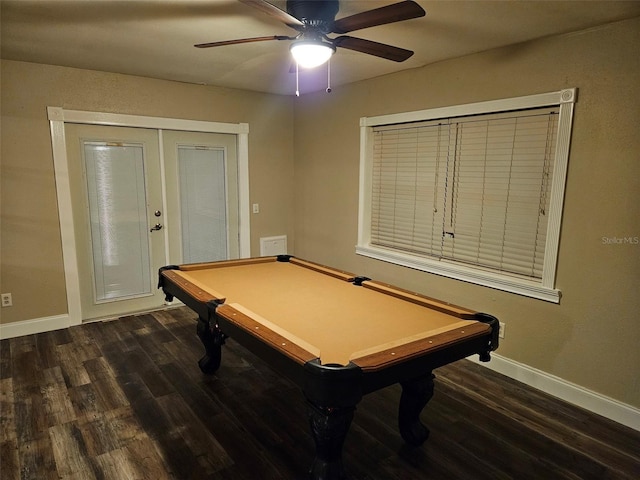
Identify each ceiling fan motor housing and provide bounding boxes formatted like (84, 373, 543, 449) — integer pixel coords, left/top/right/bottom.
(287, 0, 340, 32)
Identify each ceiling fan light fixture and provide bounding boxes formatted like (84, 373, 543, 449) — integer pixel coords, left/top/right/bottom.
(290, 40, 335, 69)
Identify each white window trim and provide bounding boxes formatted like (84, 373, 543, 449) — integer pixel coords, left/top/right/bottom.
(357, 89, 577, 303)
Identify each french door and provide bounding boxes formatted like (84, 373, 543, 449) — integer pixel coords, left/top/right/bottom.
(64, 124, 239, 321)
(162, 130, 239, 263)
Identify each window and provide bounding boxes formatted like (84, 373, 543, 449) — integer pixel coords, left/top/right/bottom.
(357, 89, 576, 302)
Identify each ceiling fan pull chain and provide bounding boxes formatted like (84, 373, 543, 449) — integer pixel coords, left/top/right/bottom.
(295, 61, 300, 97)
(326, 57, 332, 93)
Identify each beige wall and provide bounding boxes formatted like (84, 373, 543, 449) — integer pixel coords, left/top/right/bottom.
(293, 18, 640, 408)
(0, 60, 295, 324)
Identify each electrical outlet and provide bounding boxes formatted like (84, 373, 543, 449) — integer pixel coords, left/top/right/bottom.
(499, 321, 506, 339)
(1, 293, 12, 307)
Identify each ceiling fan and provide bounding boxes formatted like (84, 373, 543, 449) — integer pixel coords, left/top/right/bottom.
(195, 0, 426, 69)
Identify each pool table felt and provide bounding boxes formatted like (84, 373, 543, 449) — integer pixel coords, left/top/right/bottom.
(171, 259, 488, 367)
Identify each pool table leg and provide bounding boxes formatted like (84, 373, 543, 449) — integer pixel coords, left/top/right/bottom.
(196, 317, 226, 374)
(307, 402, 355, 480)
(398, 372, 435, 446)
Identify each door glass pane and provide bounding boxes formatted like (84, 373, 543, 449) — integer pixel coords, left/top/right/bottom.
(178, 146, 228, 262)
(84, 143, 151, 302)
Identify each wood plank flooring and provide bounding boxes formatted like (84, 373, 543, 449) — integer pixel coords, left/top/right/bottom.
(1, 306, 639, 479)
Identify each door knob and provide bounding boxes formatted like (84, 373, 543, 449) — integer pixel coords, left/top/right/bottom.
(150, 223, 163, 232)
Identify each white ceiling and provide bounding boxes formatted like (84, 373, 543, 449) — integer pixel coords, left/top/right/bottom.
(2, 0, 639, 96)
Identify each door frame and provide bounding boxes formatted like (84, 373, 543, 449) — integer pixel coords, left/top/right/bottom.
(48, 106, 250, 326)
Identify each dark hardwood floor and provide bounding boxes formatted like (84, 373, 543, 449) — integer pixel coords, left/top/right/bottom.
(1, 307, 638, 479)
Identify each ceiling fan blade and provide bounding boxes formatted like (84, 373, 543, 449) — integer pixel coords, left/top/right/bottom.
(332, 0, 425, 35)
(333, 36, 414, 62)
(195, 35, 295, 48)
(238, 0, 303, 28)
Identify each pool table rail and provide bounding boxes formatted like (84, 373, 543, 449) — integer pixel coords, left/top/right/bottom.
(159, 267, 224, 305)
(288, 256, 357, 282)
(216, 302, 321, 366)
(360, 280, 478, 319)
(351, 320, 493, 372)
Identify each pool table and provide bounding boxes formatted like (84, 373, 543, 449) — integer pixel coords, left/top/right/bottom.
(158, 255, 499, 480)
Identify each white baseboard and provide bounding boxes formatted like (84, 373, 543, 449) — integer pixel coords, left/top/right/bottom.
(468, 353, 640, 432)
(0, 314, 70, 340)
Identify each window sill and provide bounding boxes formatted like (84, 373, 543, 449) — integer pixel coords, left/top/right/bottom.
(356, 244, 561, 303)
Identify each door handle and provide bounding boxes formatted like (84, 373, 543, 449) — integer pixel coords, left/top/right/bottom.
(150, 223, 163, 232)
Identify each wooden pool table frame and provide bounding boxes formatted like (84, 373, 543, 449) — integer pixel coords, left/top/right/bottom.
(159, 255, 499, 480)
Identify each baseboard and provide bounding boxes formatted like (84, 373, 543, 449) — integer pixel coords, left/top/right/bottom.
(0, 314, 71, 340)
(467, 353, 640, 432)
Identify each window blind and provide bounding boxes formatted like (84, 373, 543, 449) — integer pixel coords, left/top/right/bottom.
(178, 146, 228, 263)
(370, 107, 558, 280)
